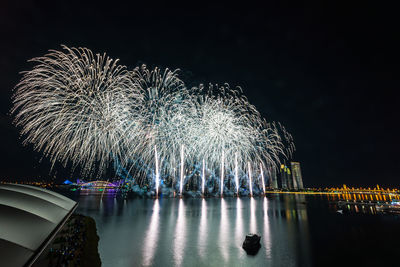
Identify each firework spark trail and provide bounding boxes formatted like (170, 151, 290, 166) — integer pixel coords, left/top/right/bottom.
(248, 162, 253, 197)
(260, 162, 266, 194)
(220, 150, 224, 196)
(180, 145, 185, 195)
(154, 145, 159, 196)
(235, 152, 239, 194)
(202, 158, 205, 195)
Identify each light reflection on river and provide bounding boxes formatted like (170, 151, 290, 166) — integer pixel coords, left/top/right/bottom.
(142, 200, 159, 266)
(197, 199, 207, 259)
(75, 194, 312, 267)
(173, 199, 186, 267)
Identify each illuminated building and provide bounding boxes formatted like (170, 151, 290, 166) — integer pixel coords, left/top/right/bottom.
(280, 164, 288, 189)
(271, 167, 278, 189)
(286, 167, 293, 189)
(291, 167, 298, 189)
(291, 162, 304, 189)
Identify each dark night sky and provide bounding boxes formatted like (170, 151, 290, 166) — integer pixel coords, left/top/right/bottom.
(0, 1, 399, 187)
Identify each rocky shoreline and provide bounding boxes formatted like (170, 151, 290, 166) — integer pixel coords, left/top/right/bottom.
(33, 214, 101, 267)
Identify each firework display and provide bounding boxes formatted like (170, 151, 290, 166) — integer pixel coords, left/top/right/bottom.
(12, 46, 295, 196)
(12, 46, 136, 176)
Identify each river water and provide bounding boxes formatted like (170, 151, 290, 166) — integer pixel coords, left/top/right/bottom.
(63, 192, 400, 267)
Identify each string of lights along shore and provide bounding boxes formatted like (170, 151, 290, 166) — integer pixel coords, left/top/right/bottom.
(11, 45, 303, 197)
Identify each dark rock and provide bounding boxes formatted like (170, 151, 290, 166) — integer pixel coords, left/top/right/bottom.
(242, 233, 261, 255)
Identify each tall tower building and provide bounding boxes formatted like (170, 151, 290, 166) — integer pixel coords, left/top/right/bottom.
(280, 164, 288, 189)
(286, 166, 293, 189)
(270, 167, 278, 189)
(291, 166, 298, 190)
(291, 162, 304, 189)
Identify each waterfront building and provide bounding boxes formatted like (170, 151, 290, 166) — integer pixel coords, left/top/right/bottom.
(280, 164, 288, 189)
(291, 162, 304, 189)
(291, 166, 298, 189)
(271, 167, 278, 189)
(286, 167, 293, 189)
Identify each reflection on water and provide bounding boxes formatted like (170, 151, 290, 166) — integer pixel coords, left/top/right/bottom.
(234, 198, 243, 257)
(173, 199, 186, 267)
(250, 197, 257, 233)
(219, 199, 229, 261)
(198, 199, 207, 258)
(73, 194, 312, 267)
(142, 200, 159, 266)
(263, 198, 271, 259)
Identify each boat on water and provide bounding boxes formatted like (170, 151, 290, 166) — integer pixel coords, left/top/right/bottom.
(242, 234, 261, 255)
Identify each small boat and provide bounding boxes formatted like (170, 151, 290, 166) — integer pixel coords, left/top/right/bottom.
(242, 234, 261, 255)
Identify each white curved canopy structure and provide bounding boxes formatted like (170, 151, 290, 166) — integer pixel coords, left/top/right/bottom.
(0, 184, 77, 267)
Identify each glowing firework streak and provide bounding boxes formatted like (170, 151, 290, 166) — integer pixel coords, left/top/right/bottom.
(202, 158, 205, 195)
(248, 162, 253, 197)
(260, 162, 265, 194)
(220, 150, 225, 196)
(235, 152, 239, 195)
(154, 145, 159, 196)
(180, 144, 184, 195)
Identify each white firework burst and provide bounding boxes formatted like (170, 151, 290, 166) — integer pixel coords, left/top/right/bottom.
(123, 64, 191, 185)
(12, 45, 135, 176)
